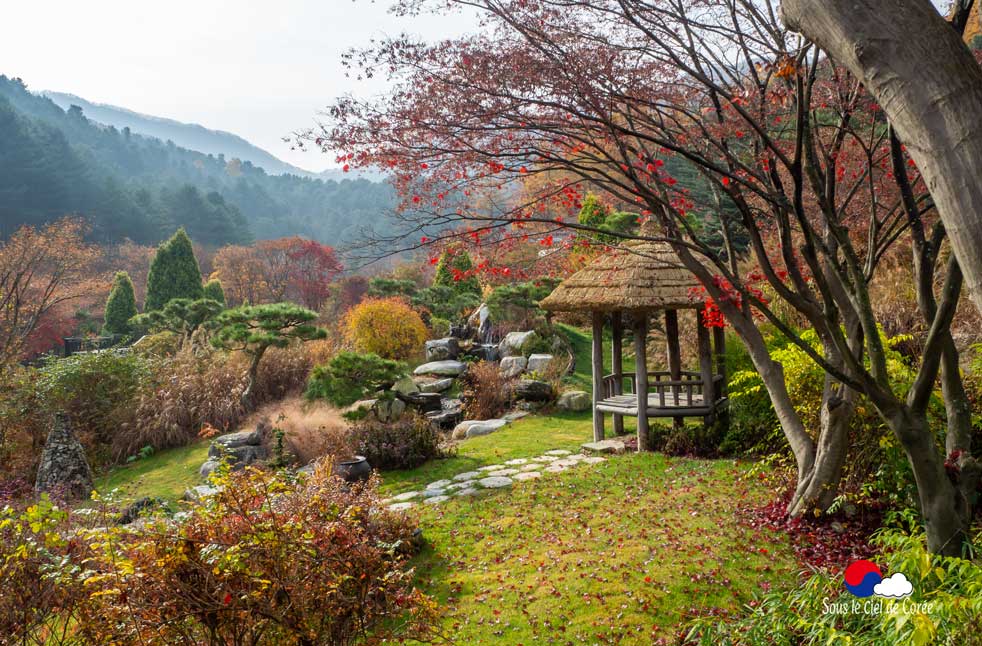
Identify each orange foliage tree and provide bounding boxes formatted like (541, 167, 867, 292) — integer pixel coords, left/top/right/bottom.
(344, 297, 427, 360)
(0, 219, 101, 367)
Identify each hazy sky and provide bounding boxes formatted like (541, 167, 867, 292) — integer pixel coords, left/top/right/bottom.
(0, 1, 477, 172)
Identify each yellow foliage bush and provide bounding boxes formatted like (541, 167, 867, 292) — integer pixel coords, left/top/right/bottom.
(344, 297, 427, 360)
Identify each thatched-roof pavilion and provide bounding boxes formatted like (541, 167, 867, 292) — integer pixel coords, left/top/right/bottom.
(540, 233, 729, 449)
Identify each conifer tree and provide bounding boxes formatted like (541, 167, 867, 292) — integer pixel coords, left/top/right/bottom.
(144, 228, 203, 311)
(203, 278, 226, 306)
(103, 271, 138, 335)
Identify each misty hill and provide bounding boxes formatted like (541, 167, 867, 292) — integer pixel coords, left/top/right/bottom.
(0, 74, 397, 247)
(44, 91, 311, 178)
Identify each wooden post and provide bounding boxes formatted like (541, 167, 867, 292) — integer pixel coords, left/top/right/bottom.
(664, 309, 683, 430)
(591, 311, 605, 442)
(634, 315, 650, 451)
(611, 311, 625, 436)
(713, 326, 727, 399)
(697, 310, 716, 425)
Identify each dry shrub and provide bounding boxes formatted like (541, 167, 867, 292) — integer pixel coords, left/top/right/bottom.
(0, 368, 48, 483)
(115, 351, 248, 460)
(460, 360, 514, 419)
(242, 396, 353, 465)
(248, 344, 314, 404)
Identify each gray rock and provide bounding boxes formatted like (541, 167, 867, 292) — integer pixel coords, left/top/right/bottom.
(424, 495, 450, 505)
(557, 390, 592, 412)
(401, 391, 443, 412)
(545, 449, 573, 456)
(477, 476, 513, 489)
(35, 414, 93, 499)
(414, 360, 467, 377)
(478, 464, 506, 472)
(425, 337, 460, 362)
(512, 379, 554, 402)
(465, 419, 509, 438)
(421, 488, 447, 498)
(392, 376, 420, 396)
(500, 330, 537, 357)
(581, 439, 627, 454)
(454, 487, 480, 497)
(117, 497, 166, 525)
(392, 491, 422, 502)
(526, 353, 555, 373)
(453, 471, 483, 481)
(183, 485, 220, 502)
(375, 397, 407, 423)
(504, 458, 529, 466)
(513, 471, 542, 481)
(418, 378, 455, 393)
(199, 459, 221, 479)
(545, 464, 568, 473)
(388, 502, 415, 512)
(211, 429, 263, 451)
(445, 480, 476, 491)
(426, 406, 463, 430)
(488, 468, 519, 477)
(502, 410, 530, 422)
(499, 355, 528, 378)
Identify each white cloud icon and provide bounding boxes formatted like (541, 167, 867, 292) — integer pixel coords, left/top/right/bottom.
(873, 573, 913, 599)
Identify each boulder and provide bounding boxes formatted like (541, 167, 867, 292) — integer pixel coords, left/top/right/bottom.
(413, 360, 467, 377)
(425, 337, 460, 362)
(557, 390, 592, 412)
(425, 398, 463, 429)
(461, 343, 499, 362)
(399, 391, 443, 412)
(199, 459, 221, 479)
(526, 353, 555, 373)
(451, 418, 509, 440)
(499, 355, 527, 378)
(416, 377, 455, 393)
(374, 397, 406, 422)
(117, 497, 166, 525)
(183, 485, 221, 502)
(499, 330, 537, 357)
(392, 376, 420, 397)
(211, 428, 263, 451)
(35, 414, 93, 499)
(512, 379, 555, 402)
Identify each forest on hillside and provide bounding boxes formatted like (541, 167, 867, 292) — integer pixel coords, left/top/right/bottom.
(0, 75, 397, 246)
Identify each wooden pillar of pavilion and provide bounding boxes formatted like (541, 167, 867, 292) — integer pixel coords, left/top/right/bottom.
(611, 311, 625, 436)
(713, 325, 729, 431)
(591, 311, 605, 442)
(664, 309, 683, 430)
(697, 310, 716, 424)
(634, 314, 650, 451)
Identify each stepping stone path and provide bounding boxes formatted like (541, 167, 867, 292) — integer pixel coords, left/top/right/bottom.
(384, 448, 610, 511)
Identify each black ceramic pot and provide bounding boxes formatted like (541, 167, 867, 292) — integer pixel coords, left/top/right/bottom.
(334, 455, 372, 482)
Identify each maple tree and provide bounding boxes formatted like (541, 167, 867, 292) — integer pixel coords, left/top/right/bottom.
(314, 0, 978, 554)
(0, 219, 100, 368)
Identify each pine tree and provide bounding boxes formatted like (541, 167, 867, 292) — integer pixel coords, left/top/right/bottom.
(433, 247, 481, 297)
(103, 271, 138, 335)
(144, 228, 204, 311)
(203, 278, 226, 305)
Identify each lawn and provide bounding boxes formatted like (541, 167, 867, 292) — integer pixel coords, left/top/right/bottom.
(95, 441, 209, 501)
(406, 450, 797, 644)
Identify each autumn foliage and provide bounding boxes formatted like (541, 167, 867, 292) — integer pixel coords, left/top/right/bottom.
(344, 297, 427, 360)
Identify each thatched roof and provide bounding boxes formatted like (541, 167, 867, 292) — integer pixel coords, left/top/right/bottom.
(539, 234, 705, 313)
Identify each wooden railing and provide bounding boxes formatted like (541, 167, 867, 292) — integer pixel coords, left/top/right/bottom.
(601, 371, 725, 407)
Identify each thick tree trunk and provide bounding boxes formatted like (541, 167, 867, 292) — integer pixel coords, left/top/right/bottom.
(241, 347, 267, 407)
(939, 337, 982, 522)
(880, 403, 968, 556)
(781, 0, 982, 318)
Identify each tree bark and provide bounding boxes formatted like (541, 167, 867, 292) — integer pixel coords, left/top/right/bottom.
(781, 0, 982, 318)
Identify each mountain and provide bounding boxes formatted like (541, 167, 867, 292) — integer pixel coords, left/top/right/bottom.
(0, 74, 398, 247)
(44, 91, 311, 178)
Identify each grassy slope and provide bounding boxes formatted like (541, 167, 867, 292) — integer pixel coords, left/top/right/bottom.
(96, 441, 210, 501)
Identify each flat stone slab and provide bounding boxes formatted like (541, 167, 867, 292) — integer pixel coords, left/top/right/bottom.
(520, 463, 543, 471)
(582, 456, 607, 465)
(478, 476, 513, 489)
(553, 458, 582, 468)
(414, 360, 467, 377)
(424, 495, 450, 505)
(418, 378, 455, 393)
(422, 488, 447, 498)
(504, 458, 529, 466)
(445, 480, 476, 491)
(453, 471, 482, 481)
(532, 455, 559, 463)
(581, 439, 627, 454)
(478, 464, 507, 472)
(388, 502, 414, 511)
(544, 464, 568, 473)
(526, 353, 555, 372)
(427, 479, 453, 490)
(487, 468, 519, 477)
(454, 487, 480, 497)
(513, 471, 542, 481)
(544, 449, 572, 456)
(392, 491, 422, 502)
(502, 411, 530, 421)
